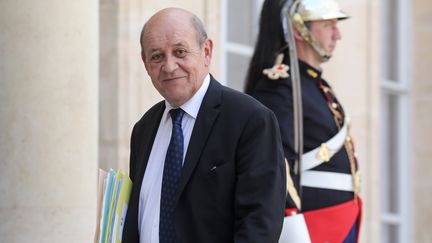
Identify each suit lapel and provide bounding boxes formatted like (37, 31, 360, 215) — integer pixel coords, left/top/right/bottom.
(176, 77, 222, 201)
(135, 102, 166, 184)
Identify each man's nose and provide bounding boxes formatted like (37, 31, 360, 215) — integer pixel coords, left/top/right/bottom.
(161, 55, 178, 73)
(334, 26, 342, 40)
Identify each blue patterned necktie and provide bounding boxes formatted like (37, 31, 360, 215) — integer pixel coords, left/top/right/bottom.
(159, 108, 185, 243)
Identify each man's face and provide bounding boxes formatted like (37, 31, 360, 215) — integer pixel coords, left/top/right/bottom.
(141, 11, 212, 107)
(309, 19, 342, 57)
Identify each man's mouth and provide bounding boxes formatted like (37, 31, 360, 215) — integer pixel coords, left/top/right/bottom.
(163, 76, 184, 82)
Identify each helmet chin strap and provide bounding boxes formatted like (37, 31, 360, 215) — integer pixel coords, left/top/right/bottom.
(312, 42, 331, 62)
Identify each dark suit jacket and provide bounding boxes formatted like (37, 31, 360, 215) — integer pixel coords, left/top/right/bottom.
(122, 76, 286, 243)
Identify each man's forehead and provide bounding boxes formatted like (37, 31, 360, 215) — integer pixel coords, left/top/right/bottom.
(144, 33, 191, 51)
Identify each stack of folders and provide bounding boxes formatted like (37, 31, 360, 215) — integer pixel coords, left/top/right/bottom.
(95, 168, 132, 243)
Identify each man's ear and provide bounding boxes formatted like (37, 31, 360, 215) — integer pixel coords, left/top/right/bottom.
(293, 27, 303, 41)
(203, 39, 213, 67)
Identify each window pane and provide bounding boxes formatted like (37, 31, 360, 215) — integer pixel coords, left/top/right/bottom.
(226, 53, 250, 91)
(382, 223, 399, 243)
(227, 0, 256, 46)
(381, 92, 400, 214)
(383, 0, 399, 81)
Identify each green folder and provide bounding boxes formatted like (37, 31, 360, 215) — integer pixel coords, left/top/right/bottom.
(96, 169, 132, 243)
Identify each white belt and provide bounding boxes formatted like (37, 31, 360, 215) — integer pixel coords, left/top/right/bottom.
(301, 117, 349, 172)
(301, 171, 354, 192)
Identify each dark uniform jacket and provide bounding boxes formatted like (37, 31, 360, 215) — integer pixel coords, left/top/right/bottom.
(250, 60, 355, 211)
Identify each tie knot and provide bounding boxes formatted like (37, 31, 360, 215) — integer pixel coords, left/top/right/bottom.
(169, 108, 185, 126)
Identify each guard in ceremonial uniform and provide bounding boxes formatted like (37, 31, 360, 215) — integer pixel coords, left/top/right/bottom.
(245, 0, 362, 242)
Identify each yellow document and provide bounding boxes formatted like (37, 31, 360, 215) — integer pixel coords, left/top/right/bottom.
(112, 172, 132, 243)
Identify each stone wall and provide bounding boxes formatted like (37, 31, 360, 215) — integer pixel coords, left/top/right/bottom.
(413, 0, 432, 242)
(0, 0, 98, 242)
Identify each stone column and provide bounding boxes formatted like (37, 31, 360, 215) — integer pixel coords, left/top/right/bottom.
(0, 1, 98, 242)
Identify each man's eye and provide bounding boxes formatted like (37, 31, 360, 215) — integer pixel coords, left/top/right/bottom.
(150, 54, 163, 62)
(175, 49, 187, 57)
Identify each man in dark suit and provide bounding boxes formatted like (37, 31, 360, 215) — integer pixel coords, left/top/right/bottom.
(122, 7, 286, 243)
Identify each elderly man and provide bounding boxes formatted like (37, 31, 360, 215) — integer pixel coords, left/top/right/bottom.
(122, 7, 286, 243)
